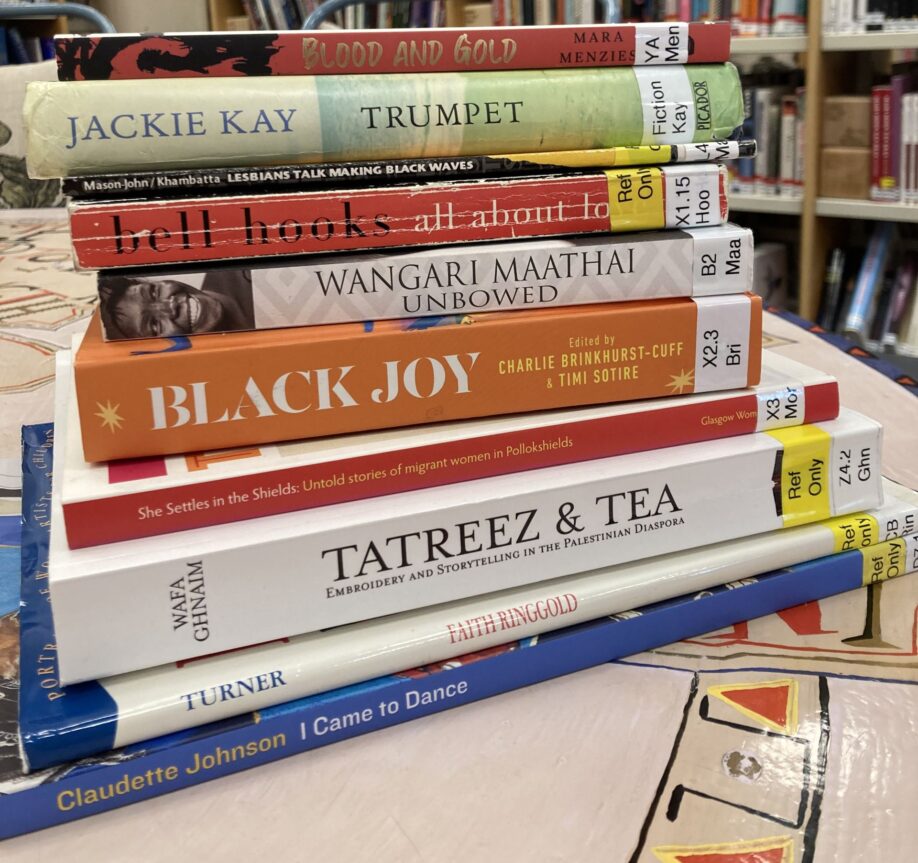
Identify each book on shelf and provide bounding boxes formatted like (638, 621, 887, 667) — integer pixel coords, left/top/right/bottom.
(894, 255, 918, 357)
(817, 246, 848, 331)
(860, 66, 918, 204)
(223, 0, 804, 31)
(842, 221, 896, 340)
(6, 423, 915, 837)
(73, 289, 761, 462)
(61, 140, 757, 200)
(53, 22, 734, 80)
(50, 345, 881, 684)
(823, 0, 918, 33)
(66, 164, 732, 270)
(24, 63, 745, 179)
(731, 69, 804, 198)
(94, 224, 754, 340)
(818, 235, 918, 357)
(61, 351, 837, 548)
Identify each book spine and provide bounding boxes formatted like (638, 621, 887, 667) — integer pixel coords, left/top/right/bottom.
(871, 85, 883, 197)
(74, 290, 758, 462)
(889, 75, 906, 199)
(872, 85, 895, 200)
(754, 90, 781, 195)
(844, 223, 895, 336)
(24, 490, 918, 769)
(818, 247, 846, 330)
(885, 257, 917, 344)
(794, 86, 806, 194)
(96, 225, 754, 340)
(772, 0, 805, 30)
(13, 425, 915, 810)
(735, 86, 756, 191)
(63, 368, 837, 548)
(779, 95, 798, 196)
(61, 140, 752, 199)
(50, 413, 883, 683)
(880, 85, 895, 198)
(837, 0, 854, 28)
(902, 92, 913, 204)
(68, 164, 730, 270)
(909, 93, 918, 204)
(25, 64, 744, 179)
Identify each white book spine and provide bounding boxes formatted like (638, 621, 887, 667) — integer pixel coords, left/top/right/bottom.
(779, 97, 799, 196)
(908, 94, 918, 204)
(794, 88, 806, 194)
(97, 226, 754, 339)
(94, 488, 918, 750)
(50, 408, 884, 684)
(753, 90, 776, 195)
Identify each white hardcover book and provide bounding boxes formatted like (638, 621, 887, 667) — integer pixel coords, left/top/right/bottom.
(49, 355, 884, 684)
(96, 225, 755, 340)
(36, 480, 918, 762)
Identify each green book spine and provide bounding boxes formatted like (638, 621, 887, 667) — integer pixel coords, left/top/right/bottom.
(24, 64, 744, 179)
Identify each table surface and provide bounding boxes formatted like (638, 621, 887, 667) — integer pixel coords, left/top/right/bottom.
(2, 210, 918, 862)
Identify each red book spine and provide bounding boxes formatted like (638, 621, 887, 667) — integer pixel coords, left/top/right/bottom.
(68, 167, 729, 270)
(871, 85, 882, 199)
(880, 86, 894, 199)
(871, 85, 892, 201)
(63, 381, 839, 547)
(54, 23, 731, 80)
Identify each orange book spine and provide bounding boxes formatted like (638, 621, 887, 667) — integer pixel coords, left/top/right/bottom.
(75, 295, 763, 462)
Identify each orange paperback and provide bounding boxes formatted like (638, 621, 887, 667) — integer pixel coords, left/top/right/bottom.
(74, 294, 762, 462)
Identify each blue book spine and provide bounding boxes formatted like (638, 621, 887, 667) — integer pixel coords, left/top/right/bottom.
(0, 28, 9, 66)
(736, 86, 756, 186)
(6, 423, 916, 839)
(844, 222, 895, 336)
(5, 26, 30, 65)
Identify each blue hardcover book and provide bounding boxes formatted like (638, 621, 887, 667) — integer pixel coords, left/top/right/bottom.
(3, 422, 917, 840)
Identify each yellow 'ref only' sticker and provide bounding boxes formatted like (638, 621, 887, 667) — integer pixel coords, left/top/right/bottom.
(606, 166, 665, 232)
(768, 425, 832, 527)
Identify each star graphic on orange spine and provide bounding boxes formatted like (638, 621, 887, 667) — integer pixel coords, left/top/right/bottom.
(94, 400, 124, 433)
(666, 369, 694, 394)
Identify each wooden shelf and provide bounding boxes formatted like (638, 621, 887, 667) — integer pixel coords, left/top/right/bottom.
(815, 198, 918, 222)
(822, 31, 918, 51)
(730, 193, 804, 214)
(730, 35, 809, 55)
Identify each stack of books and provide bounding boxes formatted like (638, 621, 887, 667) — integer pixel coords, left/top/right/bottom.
(4, 21, 917, 838)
